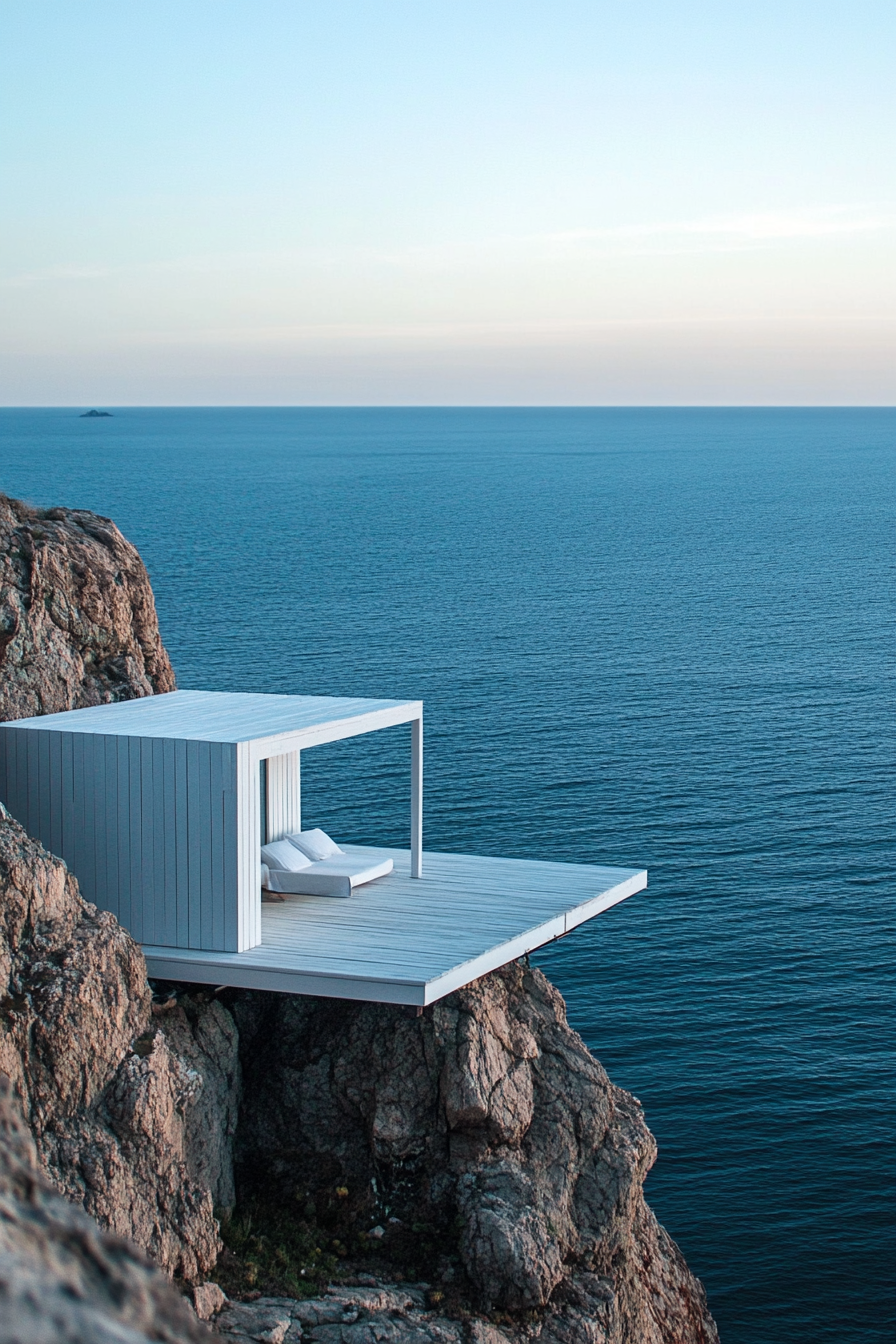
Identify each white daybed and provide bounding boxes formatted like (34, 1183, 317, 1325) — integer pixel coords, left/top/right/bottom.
(261, 829, 393, 900)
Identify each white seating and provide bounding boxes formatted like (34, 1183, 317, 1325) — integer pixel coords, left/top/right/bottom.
(261, 831, 393, 898)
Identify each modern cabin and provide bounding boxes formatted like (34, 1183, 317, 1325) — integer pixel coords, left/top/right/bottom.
(0, 690, 646, 1005)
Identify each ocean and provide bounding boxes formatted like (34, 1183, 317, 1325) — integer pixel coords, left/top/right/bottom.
(1, 407, 892, 1343)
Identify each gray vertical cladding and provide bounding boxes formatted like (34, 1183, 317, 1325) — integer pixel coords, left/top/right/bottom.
(116, 735, 131, 927)
(126, 736, 142, 939)
(185, 739, 202, 949)
(0, 724, 251, 955)
(161, 737, 177, 948)
(0, 695, 423, 964)
(104, 735, 119, 918)
(174, 738, 190, 949)
(151, 738, 167, 946)
(209, 743, 225, 949)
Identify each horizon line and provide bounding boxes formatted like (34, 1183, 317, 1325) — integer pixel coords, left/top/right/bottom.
(1, 403, 894, 412)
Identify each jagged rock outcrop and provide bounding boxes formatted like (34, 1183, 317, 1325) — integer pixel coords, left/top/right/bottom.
(232, 968, 718, 1342)
(0, 493, 175, 722)
(0, 805, 237, 1280)
(0, 1074, 213, 1343)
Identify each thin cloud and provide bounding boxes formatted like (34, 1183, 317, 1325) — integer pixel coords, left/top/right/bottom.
(547, 206, 893, 248)
(123, 313, 896, 351)
(2, 205, 890, 291)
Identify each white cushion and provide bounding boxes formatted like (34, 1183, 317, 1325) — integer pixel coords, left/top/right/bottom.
(267, 855, 393, 898)
(311, 856, 394, 883)
(287, 828, 343, 862)
(261, 839, 313, 872)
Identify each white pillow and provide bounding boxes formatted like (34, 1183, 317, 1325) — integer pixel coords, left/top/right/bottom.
(287, 828, 343, 861)
(261, 839, 313, 872)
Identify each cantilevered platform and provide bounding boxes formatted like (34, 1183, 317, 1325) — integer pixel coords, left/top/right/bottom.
(142, 845, 647, 1005)
(0, 688, 647, 1004)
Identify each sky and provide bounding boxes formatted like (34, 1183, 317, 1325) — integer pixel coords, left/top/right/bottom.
(1, 1, 893, 405)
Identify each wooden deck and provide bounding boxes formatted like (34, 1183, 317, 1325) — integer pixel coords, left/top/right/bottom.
(142, 846, 647, 1005)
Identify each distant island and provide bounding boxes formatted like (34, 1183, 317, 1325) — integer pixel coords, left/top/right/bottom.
(79, 409, 113, 418)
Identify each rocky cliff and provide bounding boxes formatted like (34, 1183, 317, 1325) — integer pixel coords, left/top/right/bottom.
(0, 493, 174, 722)
(0, 1074, 211, 1343)
(230, 967, 717, 1341)
(0, 803, 237, 1282)
(0, 495, 718, 1342)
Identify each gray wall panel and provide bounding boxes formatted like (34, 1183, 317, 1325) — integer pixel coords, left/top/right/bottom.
(59, 734, 75, 881)
(116, 735, 133, 935)
(14, 729, 30, 837)
(126, 736, 142, 940)
(174, 738, 189, 948)
(76, 735, 99, 907)
(210, 743, 224, 950)
(150, 737, 164, 944)
(36, 732, 52, 858)
(103, 735, 121, 922)
(186, 740, 202, 949)
(26, 730, 41, 842)
(198, 741, 213, 950)
(139, 737, 156, 945)
(69, 733, 84, 894)
(4, 728, 17, 817)
(89, 734, 108, 914)
(0, 728, 9, 810)
(48, 732, 63, 861)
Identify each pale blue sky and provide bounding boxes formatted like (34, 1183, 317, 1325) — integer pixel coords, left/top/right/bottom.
(1, 1, 893, 403)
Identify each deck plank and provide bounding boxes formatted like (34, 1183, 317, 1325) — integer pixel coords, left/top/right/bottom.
(143, 847, 646, 1004)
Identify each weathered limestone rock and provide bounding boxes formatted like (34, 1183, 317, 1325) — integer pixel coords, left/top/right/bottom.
(0, 1074, 213, 1343)
(0, 805, 236, 1279)
(0, 492, 175, 722)
(232, 968, 718, 1342)
(212, 1286, 465, 1344)
(194, 1282, 229, 1320)
(156, 995, 241, 1213)
(201, 1274, 713, 1344)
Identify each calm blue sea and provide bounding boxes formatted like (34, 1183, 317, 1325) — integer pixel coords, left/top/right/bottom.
(1, 408, 892, 1343)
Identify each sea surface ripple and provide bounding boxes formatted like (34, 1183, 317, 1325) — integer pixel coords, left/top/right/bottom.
(1, 407, 892, 1343)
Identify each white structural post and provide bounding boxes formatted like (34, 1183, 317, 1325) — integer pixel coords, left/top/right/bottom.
(265, 750, 301, 842)
(411, 714, 423, 877)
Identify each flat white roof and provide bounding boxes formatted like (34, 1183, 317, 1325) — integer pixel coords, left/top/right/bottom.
(8, 690, 421, 748)
(142, 845, 647, 1005)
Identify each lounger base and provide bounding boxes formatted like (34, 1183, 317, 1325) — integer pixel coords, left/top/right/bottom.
(266, 856, 394, 898)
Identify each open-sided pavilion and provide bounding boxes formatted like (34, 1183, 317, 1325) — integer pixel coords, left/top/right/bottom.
(0, 690, 646, 1005)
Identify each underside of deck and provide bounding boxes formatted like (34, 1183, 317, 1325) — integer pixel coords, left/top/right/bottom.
(142, 847, 647, 1005)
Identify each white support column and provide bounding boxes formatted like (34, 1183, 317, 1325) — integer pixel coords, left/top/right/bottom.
(265, 750, 301, 842)
(236, 741, 262, 953)
(411, 714, 423, 878)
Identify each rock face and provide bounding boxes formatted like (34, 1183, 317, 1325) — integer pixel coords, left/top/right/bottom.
(232, 967, 718, 1342)
(213, 1284, 462, 1344)
(0, 804, 238, 1280)
(206, 1277, 708, 1344)
(0, 493, 175, 722)
(0, 1074, 212, 1343)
